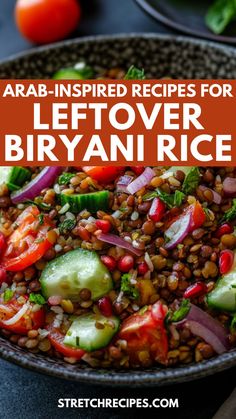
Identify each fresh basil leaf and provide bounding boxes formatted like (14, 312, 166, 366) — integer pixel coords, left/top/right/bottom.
(121, 273, 139, 300)
(182, 167, 200, 195)
(124, 66, 145, 80)
(171, 299, 191, 323)
(206, 0, 236, 35)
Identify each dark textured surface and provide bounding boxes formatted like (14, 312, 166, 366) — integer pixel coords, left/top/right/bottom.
(135, 0, 236, 44)
(0, 1, 235, 418)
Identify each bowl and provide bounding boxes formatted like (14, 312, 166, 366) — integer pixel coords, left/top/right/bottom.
(1, 34, 236, 386)
(135, 0, 236, 45)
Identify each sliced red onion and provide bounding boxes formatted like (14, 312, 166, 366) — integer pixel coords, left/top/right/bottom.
(127, 167, 155, 194)
(198, 185, 222, 205)
(116, 175, 133, 193)
(223, 177, 236, 197)
(176, 303, 229, 355)
(186, 321, 227, 355)
(98, 233, 143, 256)
(11, 167, 63, 204)
(164, 212, 191, 250)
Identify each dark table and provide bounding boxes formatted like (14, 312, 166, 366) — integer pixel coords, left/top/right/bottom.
(0, 1, 235, 418)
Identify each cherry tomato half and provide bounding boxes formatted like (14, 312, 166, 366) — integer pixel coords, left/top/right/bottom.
(82, 166, 126, 184)
(0, 298, 45, 335)
(48, 327, 85, 360)
(119, 302, 168, 366)
(15, 0, 81, 45)
(1, 206, 56, 272)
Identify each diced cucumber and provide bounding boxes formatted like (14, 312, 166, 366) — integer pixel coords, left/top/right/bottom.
(59, 190, 109, 213)
(207, 252, 236, 312)
(64, 313, 120, 351)
(40, 248, 113, 302)
(0, 167, 31, 191)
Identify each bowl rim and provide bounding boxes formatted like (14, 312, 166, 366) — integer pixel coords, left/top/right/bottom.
(0, 32, 236, 385)
(1, 337, 236, 386)
(134, 0, 236, 45)
(1, 32, 236, 69)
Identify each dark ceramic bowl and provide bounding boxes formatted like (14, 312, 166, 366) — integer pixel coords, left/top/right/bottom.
(0, 34, 236, 386)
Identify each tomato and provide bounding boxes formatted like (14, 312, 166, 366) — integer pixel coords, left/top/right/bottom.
(130, 166, 145, 175)
(0, 298, 45, 335)
(82, 166, 126, 184)
(15, 0, 81, 45)
(119, 302, 168, 366)
(1, 206, 56, 272)
(48, 327, 85, 360)
(186, 202, 206, 231)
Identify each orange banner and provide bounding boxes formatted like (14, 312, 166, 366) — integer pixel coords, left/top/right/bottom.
(0, 80, 235, 166)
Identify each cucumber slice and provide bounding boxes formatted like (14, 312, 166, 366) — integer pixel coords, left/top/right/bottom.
(207, 252, 236, 312)
(64, 313, 120, 351)
(53, 65, 94, 80)
(40, 248, 113, 302)
(0, 167, 31, 191)
(59, 190, 109, 213)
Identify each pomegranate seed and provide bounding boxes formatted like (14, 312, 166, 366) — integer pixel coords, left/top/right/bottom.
(95, 219, 111, 234)
(138, 261, 149, 275)
(215, 223, 233, 238)
(98, 296, 113, 317)
(117, 255, 134, 273)
(101, 255, 116, 271)
(0, 267, 7, 285)
(0, 232, 5, 254)
(183, 282, 208, 299)
(219, 249, 234, 275)
(130, 166, 145, 175)
(148, 197, 165, 223)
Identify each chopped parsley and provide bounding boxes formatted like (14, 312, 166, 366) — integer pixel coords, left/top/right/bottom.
(171, 299, 191, 323)
(231, 315, 236, 332)
(26, 199, 51, 211)
(221, 198, 236, 222)
(3, 289, 14, 303)
(121, 273, 139, 300)
(124, 66, 145, 80)
(58, 172, 75, 185)
(38, 214, 44, 225)
(182, 167, 200, 195)
(143, 188, 185, 209)
(29, 293, 46, 305)
(58, 218, 76, 234)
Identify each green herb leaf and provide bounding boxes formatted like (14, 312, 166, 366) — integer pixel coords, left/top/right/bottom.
(3, 289, 14, 303)
(58, 218, 76, 234)
(124, 66, 145, 80)
(58, 173, 75, 185)
(182, 167, 200, 195)
(230, 314, 236, 332)
(29, 293, 46, 305)
(222, 198, 236, 222)
(38, 214, 44, 225)
(121, 273, 139, 300)
(206, 0, 236, 35)
(26, 200, 51, 211)
(145, 188, 185, 209)
(171, 299, 191, 323)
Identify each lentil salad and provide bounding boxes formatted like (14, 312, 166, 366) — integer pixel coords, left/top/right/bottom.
(0, 66, 236, 369)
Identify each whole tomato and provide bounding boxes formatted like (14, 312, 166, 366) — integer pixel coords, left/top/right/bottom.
(15, 0, 81, 45)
